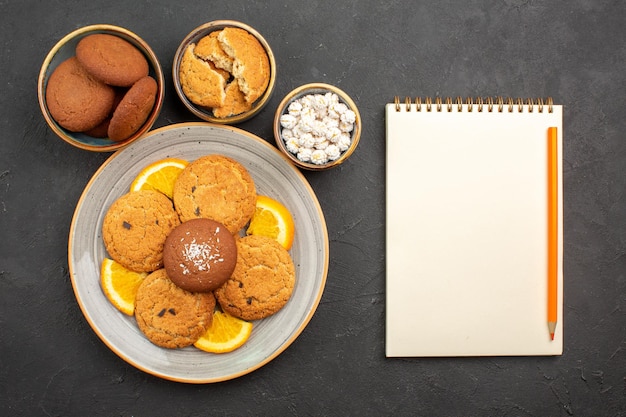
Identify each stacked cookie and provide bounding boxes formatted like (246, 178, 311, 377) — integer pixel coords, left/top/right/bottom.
(101, 154, 296, 349)
(178, 27, 271, 118)
(46, 34, 157, 141)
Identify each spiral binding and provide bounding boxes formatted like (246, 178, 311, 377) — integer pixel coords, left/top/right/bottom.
(393, 96, 554, 113)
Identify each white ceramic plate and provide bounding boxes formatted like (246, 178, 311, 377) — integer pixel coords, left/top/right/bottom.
(68, 123, 329, 383)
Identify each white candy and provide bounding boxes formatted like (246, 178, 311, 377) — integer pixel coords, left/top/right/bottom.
(326, 92, 339, 105)
(322, 116, 339, 129)
(297, 118, 314, 133)
(292, 124, 307, 138)
(299, 94, 314, 108)
(314, 139, 329, 150)
(311, 120, 328, 137)
(300, 106, 316, 122)
(285, 137, 300, 154)
(341, 109, 356, 124)
(311, 94, 328, 111)
(325, 126, 342, 142)
(280, 114, 297, 129)
(326, 144, 341, 160)
(339, 121, 354, 133)
(311, 149, 329, 165)
(299, 132, 315, 149)
(331, 102, 349, 115)
(337, 133, 352, 151)
(297, 147, 312, 162)
(281, 128, 294, 139)
(287, 101, 303, 116)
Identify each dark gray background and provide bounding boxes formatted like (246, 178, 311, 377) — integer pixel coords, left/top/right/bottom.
(2, 1, 624, 416)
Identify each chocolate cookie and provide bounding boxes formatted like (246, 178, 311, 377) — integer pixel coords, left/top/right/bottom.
(214, 235, 295, 321)
(172, 154, 256, 234)
(76, 33, 149, 87)
(134, 268, 216, 349)
(45, 56, 116, 132)
(102, 190, 181, 272)
(108, 75, 157, 141)
(163, 218, 237, 292)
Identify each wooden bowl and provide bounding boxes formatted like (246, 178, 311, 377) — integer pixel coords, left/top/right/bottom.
(274, 83, 361, 170)
(172, 20, 276, 124)
(37, 24, 164, 152)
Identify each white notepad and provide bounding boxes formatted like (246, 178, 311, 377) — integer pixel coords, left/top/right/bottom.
(385, 97, 563, 357)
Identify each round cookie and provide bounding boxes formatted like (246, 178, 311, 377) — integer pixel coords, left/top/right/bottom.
(134, 269, 216, 349)
(102, 190, 181, 272)
(45, 56, 116, 132)
(214, 235, 295, 321)
(76, 33, 149, 87)
(163, 218, 237, 292)
(172, 154, 256, 234)
(107, 75, 157, 141)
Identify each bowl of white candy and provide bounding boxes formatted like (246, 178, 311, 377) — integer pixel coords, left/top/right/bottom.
(273, 83, 361, 171)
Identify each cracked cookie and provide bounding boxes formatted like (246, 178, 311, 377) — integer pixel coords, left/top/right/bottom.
(172, 154, 256, 234)
(102, 189, 181, 272)
(178, 42, 227, 108)
(218, 27, 270, 105)
(214, 235, 295, 321)
(134, 268, 216, 348)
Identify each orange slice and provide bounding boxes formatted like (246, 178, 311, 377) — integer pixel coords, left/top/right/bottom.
(194, 311, 253, 353)
(129, 158, 188, 199)
(100, 258, 147, 316)
(245, 195, 295, 250)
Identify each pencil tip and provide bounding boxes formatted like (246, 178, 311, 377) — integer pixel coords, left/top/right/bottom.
(548, 322, 557, 340)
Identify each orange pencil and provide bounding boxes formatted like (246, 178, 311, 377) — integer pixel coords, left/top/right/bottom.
(547, 127, 558, 340)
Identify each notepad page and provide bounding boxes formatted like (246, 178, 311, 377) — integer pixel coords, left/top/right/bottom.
(385, 103, 563, 357)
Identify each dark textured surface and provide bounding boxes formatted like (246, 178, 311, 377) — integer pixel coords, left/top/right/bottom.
(1, 1, 625, 416)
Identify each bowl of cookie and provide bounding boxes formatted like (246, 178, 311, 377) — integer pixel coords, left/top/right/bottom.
(172, 20, 276, 124)
(38, 24, 164, 152)
(273, 83, 361, 171)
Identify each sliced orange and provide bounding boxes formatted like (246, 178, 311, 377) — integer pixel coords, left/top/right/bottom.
(100, 258, 148, 316)
(129, 158, 188, 199)
(194, 311, 253, 353)
(246, 195, 295, 250)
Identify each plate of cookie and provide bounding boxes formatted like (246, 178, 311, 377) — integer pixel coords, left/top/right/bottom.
(68, 122, 329, 383)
